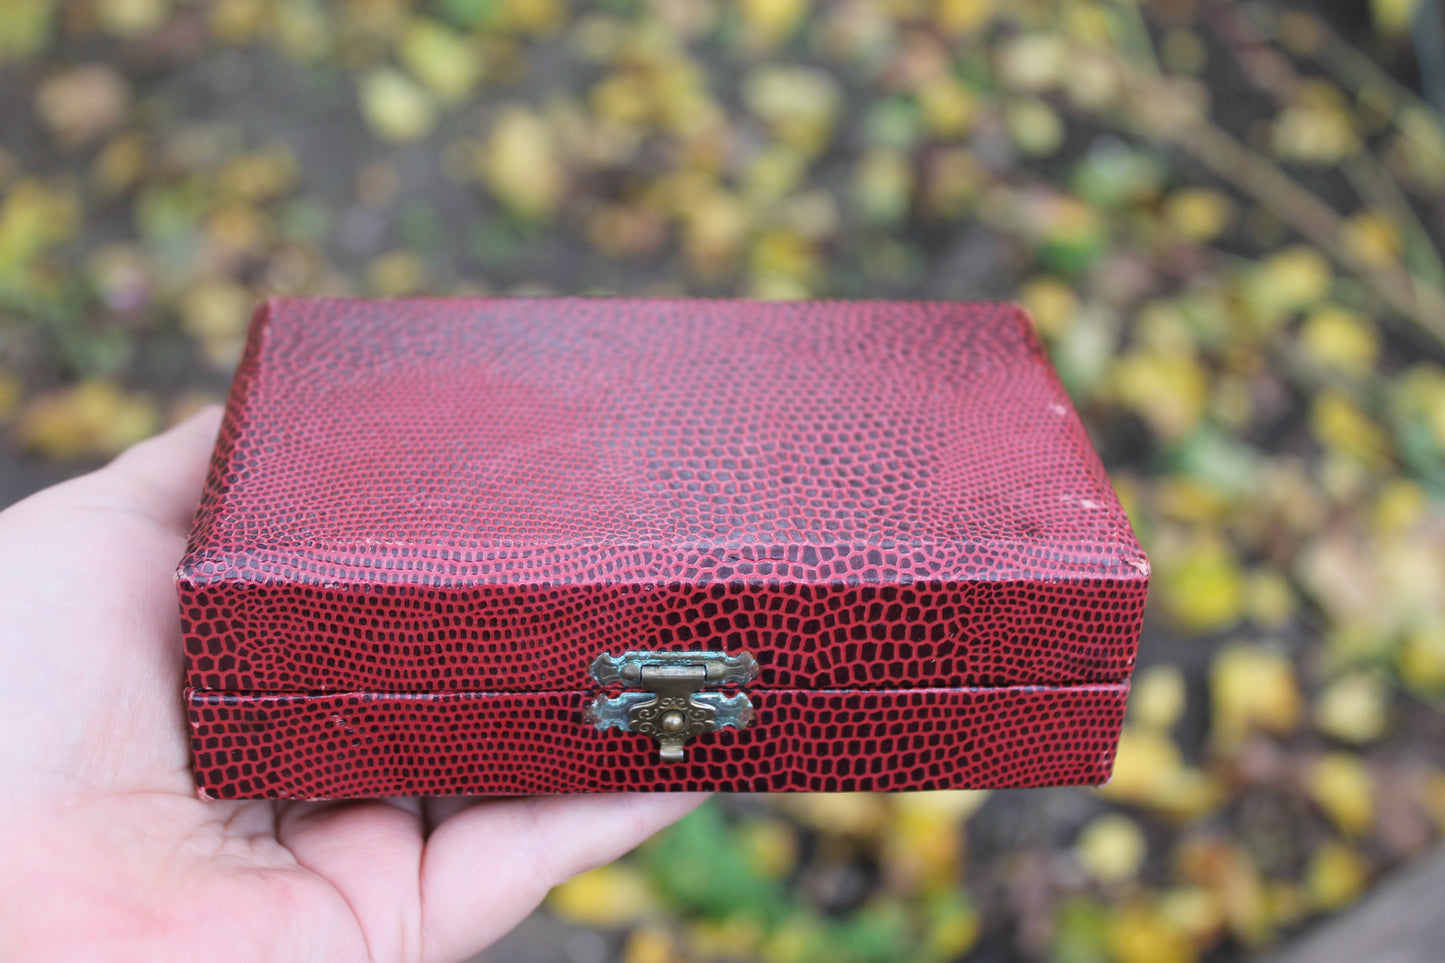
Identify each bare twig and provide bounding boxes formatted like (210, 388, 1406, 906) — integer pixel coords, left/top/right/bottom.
(1112, 68, 1445, 348)
(1241, 0, 1445, 157)
(1203, 0, 1445, 290)
(1065, 0, 1445, 349)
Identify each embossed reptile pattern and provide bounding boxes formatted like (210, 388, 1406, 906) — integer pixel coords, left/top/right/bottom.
(178, 298, 1148, 795)
(179, 299, 1148, 692)
(187, 684, 1130, 797)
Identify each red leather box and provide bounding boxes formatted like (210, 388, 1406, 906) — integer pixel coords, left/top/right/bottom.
(179, 298, 1148, 798)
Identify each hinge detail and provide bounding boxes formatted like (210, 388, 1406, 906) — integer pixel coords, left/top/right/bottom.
(584, 651, 758, 763)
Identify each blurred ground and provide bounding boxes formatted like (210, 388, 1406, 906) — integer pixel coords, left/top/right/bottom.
(5, 1, 1445, 961)
(1260, 847, 1445, 963)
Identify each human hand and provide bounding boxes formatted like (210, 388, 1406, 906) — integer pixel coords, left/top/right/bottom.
(0, 407, 705, 961)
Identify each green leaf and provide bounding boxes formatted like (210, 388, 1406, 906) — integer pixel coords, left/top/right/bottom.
(435, 0, 500, 29)
(1072, 141, 1164, 208)
(0, 0, 56, 61)
(1050, 897, 1113, 963)
(863, 98, 923, 151)
(1164, 424, 1262, 495)
(820, 901, 912, 962)
(640, 801, 788, 923)
(399, 201, 445, 251)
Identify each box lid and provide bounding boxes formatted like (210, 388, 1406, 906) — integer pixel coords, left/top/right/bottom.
(178, 298, 1148, 694)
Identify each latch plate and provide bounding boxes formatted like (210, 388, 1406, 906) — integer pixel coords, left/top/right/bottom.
(585, 651, 758, 762)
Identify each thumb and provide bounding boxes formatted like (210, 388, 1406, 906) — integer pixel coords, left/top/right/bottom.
(0, 405, 225, 795)
(418, 792, 708, 962)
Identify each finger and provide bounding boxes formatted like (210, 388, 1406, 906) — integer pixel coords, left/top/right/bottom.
(275, 799, 427, 962)
(0, 407, 224, 793)
(421, 796, 475, 834)
(420, 792, 708, 962)
(16, 405, 224, 538)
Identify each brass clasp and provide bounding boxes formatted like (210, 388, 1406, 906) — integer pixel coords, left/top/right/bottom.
(584, 651, 758, 762)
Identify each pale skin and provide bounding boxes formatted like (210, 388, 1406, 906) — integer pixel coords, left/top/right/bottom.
(0, 407, 705, 961)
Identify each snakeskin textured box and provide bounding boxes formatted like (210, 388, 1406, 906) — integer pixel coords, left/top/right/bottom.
(179, 298, 1148, 798)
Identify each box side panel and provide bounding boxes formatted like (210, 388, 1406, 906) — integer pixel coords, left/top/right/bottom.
(186, 682, 1129, 797)
(180, 574, 1147, 693)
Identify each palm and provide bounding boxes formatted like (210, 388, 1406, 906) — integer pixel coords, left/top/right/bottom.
(0, 409, 702, 961)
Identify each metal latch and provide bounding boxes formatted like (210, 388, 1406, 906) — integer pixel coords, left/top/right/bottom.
(584, 651, 758, 763)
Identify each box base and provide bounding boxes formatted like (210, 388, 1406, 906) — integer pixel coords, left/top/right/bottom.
(188, 684, 1129, 798)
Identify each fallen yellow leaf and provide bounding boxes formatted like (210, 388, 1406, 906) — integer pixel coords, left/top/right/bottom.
(1245, 570, 1295, 628)
(481, 107, 567, 219)
(96, 0, 169, 37)
(1210, 645, 1302, 750)
(1271, 100, 1361, 164)
(1308, 753, 1376, 836)
(738, 817, 797, 881)
(1157, 536, 1245, 632)
(749, 229, 817, 300)
(1158, 886, 1225, 943)
(1311, 392, 1390, 467)
(0, 372, 21, 422)
(179, 278, 253, 368)
(400, 19, 483, 102)
(996, 34, 1065, 93)
(217, 148, 299, 201)
(936, 0, 998, 35)
(687, 916, 764, 960)
(1111, 349, 1208, 442)
(1342, 210, 1401, 268)
(1108, 903, 1198, 963)
(1172, 837, 1272, 945)
(208, 0, 266, 44)
(1004, 98, 1064, 156)
(1076, 813, 1148, 884)
(1305, 842, 1369, 911)
(1314, 673, 1389, 744)
(922, 894, 980, 960)
(15, 380, 161, 460)
(916, 75, 977, 138)
(359, 69, 437, 143)
(1299, 306, 1379, 376)
(622, 923, 677, 963)
(1131, 665, 1187, 731)
(1247, 245, 1332, 321)
(1372, 0, 1421, 36)
(0, 178, 79, 270)
(498, 0, 565, 34)
(743, 66, 841, 154)
(1103, 727, 1221, 819)
(1018, 276, 1077, 339)
(1372, 479, 1427, 535)
(1164, 188, 1234, 242)
(1399, 623, 1445, 693)
(549, 863, 661, 928)
(366, 252, 428, 297)
(777, 792, 887, 837)
(36, 65, 130, 147)
(922, 147, 984, 218)
(852, 148, 912, 226)
(740, 0, 809, 49)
